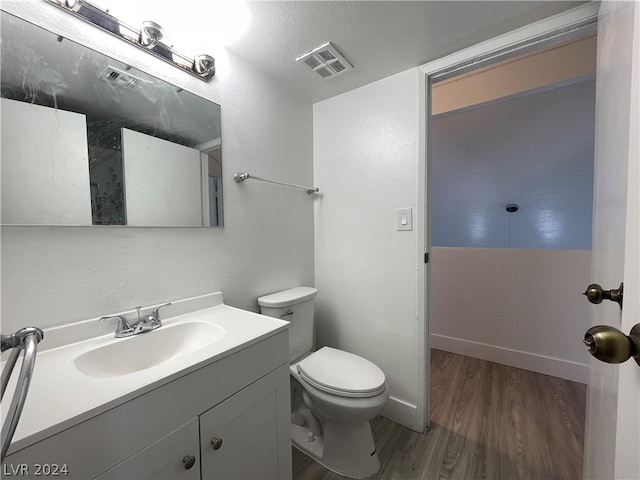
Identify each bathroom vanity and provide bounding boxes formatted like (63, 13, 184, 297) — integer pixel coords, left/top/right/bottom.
(1, 293, 292, 479)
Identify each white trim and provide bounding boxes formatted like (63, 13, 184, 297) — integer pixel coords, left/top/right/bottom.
(415, 2, 599, 430)
(201, 153, 210, 227)
(415, 68, 428, 433)
(194, 137, 221, 152)
(431, 334, 588, 384)
(418, 2, 599, 76)
(381, 396, 419, 431)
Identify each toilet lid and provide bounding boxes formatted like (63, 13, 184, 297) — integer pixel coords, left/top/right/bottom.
(297, 347, 386, 398)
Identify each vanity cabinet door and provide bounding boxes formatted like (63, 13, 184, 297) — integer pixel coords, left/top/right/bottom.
(200, 364, 291, 480)
(95, 418, 200, 480)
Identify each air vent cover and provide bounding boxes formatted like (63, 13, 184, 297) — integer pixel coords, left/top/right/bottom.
(101, 66, 147, 90)
(296, 42, 353, 79)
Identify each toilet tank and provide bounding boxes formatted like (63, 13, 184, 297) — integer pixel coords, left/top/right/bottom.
(258, 287, 318, 362)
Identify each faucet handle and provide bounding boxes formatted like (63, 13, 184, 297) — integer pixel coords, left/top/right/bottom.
(99, 315, 131, 332)
(151, 302, 172, 321)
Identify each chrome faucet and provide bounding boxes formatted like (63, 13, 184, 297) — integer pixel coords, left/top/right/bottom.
(99, 315, 133, 338)
(100, 302, 172, 338)
(133, 303, 172, 334)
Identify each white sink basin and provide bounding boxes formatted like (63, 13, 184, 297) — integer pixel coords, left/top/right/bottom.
(74, 321, 225, 378)
(5, 293, 290, 453)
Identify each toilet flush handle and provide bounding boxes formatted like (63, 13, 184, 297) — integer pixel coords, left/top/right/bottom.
(281, 310, 294, 320)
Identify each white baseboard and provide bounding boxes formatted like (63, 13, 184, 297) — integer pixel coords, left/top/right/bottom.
(430, 334, 588, 384)
(381, 396, 424, 432)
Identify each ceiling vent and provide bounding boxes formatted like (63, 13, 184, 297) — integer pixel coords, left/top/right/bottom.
(296, 42, 353, 79)
(101, 66, 147, 90)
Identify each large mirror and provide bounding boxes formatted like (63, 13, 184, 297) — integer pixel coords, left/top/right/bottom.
(0, 12, 223, 227)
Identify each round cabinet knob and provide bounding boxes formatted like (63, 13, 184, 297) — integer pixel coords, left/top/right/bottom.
(211, 437, 223, 450)
(182, 455, 196, 470)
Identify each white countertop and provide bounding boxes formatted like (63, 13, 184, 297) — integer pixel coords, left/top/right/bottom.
(1, 293, 288, 454)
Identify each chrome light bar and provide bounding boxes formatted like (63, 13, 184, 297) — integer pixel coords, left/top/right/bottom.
(48, 0, 215, 81)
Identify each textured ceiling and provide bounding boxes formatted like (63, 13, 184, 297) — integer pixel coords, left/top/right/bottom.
(227, 1, 587, 102)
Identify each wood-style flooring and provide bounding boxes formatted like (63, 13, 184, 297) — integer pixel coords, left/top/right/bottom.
(293, 349, 587, 480)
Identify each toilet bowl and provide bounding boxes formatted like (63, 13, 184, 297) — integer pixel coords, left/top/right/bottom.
(290, 348, 389, 478)
(257, 287, 389, 479)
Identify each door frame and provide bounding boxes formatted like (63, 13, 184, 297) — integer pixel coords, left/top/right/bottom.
(414, 2, 600, 431)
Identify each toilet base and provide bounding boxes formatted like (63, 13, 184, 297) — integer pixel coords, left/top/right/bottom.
(291, 420, 380, 479)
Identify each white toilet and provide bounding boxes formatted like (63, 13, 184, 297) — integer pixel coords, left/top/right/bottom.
(258, 287, 389, 479)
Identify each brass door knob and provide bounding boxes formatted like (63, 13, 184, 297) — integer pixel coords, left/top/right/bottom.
(583, 283, 623, 308)
(583, 324, 640, 366)
(182, 455, 196, 470)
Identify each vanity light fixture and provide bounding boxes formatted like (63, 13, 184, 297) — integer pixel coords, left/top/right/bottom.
(138, 21, 164, 49)
(193, 54, 216, 80)
(48, 0, 215, 81)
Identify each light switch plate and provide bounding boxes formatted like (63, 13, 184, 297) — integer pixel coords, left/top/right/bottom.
(397, 207, 413, 231)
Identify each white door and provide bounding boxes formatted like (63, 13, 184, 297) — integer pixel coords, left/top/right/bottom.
(583, 2, 639, 479)
(1, 99, 92, 225)
(121, 128, 203, 227)
(199, 366, 291, 480)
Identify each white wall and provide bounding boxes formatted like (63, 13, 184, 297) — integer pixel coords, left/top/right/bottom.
(431, 79, 596, 249)
(1, 1, 314, 332)
(432, 34, 596, 115)
(430, 247, 591, 383)
(313, 69, 421, 429)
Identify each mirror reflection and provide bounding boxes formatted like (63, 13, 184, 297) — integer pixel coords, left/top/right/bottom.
(0, 12, 223, 227)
